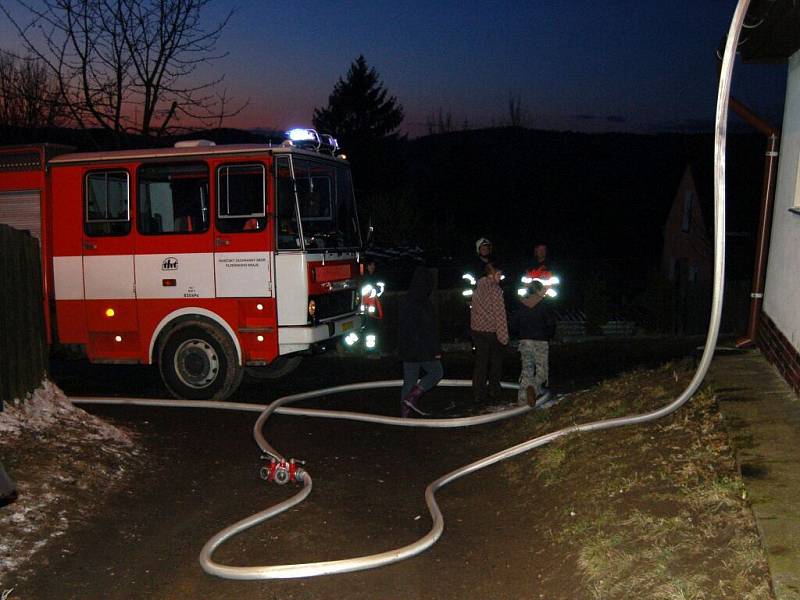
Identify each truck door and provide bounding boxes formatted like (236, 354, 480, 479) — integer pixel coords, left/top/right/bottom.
(213, 162, 272, 298)
(213, 162, 275, 362)
(82, 169, 139, 360)
(133, 161, 216, 316)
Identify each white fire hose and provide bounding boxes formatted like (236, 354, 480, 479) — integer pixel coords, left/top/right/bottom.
(72, 0, 746, 580)
(75, 380, 540, 579)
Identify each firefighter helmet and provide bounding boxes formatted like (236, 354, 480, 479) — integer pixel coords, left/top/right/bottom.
(475, 237, 492, 254)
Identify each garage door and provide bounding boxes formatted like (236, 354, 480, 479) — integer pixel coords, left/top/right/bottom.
(0, 191, 41, 242)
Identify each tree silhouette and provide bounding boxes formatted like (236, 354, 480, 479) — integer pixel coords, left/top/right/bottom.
(0, 53, 65, 129)
(313, 55, 404, 149)
(1, 0, 245, 143)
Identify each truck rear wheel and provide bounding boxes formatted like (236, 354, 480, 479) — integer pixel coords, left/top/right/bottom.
(158, 322, 243, 400)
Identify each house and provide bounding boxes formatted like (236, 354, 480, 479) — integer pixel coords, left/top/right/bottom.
(662, 164, 713, 288)
(661, 138, 764, 334)
(737, 0, 800, 393)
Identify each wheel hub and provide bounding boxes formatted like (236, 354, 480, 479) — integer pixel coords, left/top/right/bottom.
(174, 339, 219, 389)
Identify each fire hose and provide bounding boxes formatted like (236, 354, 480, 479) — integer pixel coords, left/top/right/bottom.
(74, 380, 538, 579)
(72, 0, 746, 580)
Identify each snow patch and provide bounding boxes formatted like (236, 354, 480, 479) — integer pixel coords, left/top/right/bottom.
(0, 379, 131, 445)
(0, 380, 140, 585)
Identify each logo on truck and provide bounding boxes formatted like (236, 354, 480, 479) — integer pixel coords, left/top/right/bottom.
(162, 257, 179, 271)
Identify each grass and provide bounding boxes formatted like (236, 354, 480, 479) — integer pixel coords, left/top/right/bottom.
(536, 443, 567, 485)
(517, 360, 774, 599)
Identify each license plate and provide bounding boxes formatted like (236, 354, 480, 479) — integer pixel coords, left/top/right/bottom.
(341, 321, 353, 331)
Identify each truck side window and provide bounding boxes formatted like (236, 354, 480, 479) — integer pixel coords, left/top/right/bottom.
(275, 156, 300, 249)
(138, 163, 209, 235)
(85, 171, 130, 236)
(216, 163, 266, 233)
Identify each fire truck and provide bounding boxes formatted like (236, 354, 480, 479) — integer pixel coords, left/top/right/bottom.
(0, 130, 364, 400)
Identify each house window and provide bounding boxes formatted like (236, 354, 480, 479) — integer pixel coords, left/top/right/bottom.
(681, 190, 694, 233)
(85, 171, 130, 236)
(216, 163, 266, 233)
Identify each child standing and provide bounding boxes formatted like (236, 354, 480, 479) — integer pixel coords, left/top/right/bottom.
(511, 280, 556, 405)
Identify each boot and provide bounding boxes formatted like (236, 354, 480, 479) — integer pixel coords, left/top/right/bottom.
(402, 385, 429, 417)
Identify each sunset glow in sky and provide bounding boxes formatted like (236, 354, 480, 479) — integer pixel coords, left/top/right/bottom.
(0, 1, 788, 136)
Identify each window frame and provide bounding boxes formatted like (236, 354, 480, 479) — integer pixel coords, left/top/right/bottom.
(275, 154, 303, 251)
(790, 152, 800, 215)
(84, 169, 131, 237)
(136, 161, 211, 236)
(215, 162, 267, 233)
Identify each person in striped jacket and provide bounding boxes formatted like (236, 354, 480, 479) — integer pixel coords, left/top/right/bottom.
(470, 262, 509, 403)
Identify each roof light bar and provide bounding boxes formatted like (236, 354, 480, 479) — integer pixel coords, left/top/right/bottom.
(284, 128, 341, 155)
(287, 128, 319, 143)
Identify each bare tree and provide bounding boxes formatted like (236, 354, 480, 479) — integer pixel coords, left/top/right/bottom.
(0, 52, 64, 128)
(508, 92, 524, 127)
(1, 0, 246, 139)
(425, 107, 453, 135)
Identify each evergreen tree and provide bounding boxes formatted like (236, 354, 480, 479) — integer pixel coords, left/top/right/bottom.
(313, 56, 404, 149)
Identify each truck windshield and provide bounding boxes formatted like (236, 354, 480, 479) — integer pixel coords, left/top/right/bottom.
(291, 157, 360, 251)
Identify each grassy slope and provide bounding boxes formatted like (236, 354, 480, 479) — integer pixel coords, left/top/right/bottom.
(483, 362, 773, 599)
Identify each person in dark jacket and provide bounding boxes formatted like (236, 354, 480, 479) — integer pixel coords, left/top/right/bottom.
(511, 280, 556, 406)
(397, 266, 443, 417)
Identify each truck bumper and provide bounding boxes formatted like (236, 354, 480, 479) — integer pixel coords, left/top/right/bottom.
(278, 313, 365, 355)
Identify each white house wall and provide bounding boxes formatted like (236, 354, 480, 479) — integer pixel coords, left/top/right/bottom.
(764, 50, 800, 351)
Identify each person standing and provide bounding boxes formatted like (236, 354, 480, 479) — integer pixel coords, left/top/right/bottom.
(397, 266, 443, 417)
(470, 262, 509, 402)
(526, 242, 550, 279)
(511, 280, 556, 406)
(360, 258, 385, 355)
(473, 237, 494, 272)
(519, 241, 560, 300)
(462, 237, 494, 297)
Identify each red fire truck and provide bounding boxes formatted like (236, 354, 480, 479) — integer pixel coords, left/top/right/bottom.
(0, 131, 364, 399)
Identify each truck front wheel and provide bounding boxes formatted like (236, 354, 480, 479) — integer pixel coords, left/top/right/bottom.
(159, 322, 243, 400)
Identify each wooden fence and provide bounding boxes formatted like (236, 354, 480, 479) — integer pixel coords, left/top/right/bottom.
(0, 224, 47, 405)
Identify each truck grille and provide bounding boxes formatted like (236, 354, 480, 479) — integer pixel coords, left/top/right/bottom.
(313, 290, 357, 322)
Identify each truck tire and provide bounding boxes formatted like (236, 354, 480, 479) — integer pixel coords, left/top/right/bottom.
(245, 355, 302, 381)
(158, 322, 243, 400)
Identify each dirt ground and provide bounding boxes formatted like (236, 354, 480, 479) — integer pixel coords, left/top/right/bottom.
(0, 339, 774, 599)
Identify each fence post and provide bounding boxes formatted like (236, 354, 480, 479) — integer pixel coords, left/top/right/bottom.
(0, 224, 47, 406)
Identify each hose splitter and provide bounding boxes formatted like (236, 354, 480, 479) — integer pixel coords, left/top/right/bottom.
(260, 457, 305, 485)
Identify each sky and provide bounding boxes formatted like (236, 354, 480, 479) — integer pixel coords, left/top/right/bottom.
(0, 1, 789, 137)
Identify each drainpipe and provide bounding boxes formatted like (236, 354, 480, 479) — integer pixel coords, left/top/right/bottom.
(729, 98, 779, 348)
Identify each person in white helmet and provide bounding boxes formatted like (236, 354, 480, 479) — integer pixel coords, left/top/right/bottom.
(475, 237, 494, 268)
(461, 237, 494, 298)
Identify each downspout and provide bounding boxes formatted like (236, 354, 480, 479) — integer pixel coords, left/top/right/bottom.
(728, 98, 780, 348)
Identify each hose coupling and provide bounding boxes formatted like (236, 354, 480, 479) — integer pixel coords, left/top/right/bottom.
(260, 457, 305, 485)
